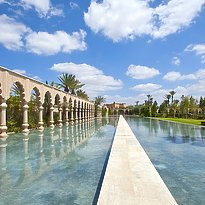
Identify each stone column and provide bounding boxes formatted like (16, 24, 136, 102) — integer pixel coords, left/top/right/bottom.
(38, 105, 44, 131)
(85, 108, 87, 120)
(39, 132, 44, 153)
(50, 129, 54, 147)
(70, 107, 74, 124)
(75, 107, 78, 122)
(22, 101, 29, 133)
(49, 105, 54, 129)
(78, 107, 82, 122)
(58, 106, 63, 127)
(88, 108, 90, 119)
(0, 101, 7, 138)
(23, 136, 29, 160)
(0, 138, 7, 170)
(82, 107, 85, 121)
(65, 107, 69, 126)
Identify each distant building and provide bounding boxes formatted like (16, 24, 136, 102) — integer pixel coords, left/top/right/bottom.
(105, 102, 127, 109)
(104, 102, 129, 115)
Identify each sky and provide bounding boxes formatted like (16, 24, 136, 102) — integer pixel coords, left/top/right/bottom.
(1, 0, 205, 105)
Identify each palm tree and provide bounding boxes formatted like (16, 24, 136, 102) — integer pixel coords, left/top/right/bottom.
(164, 94, 171, 116)
(171, 99, 179, 118)
(10, 83, 21, 96)
(57, 73, 84, 94)
(94, 96, 105, 117)
(146, 95, 153, 117)
(95, 96, 105, 106)
(76, 89, 89, 100)
(169, 90, 176, 104)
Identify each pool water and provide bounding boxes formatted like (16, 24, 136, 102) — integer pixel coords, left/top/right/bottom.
(126, 117, 205, 205)
(0, 118, 117, 205)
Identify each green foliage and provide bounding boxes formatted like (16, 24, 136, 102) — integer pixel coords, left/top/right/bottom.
(94, 96, 105, 117)
(57, 73, 84, 94)
(102, 107, 107, 117)
(28, 100, 39, 129)
(6, 96, 23, 132)
(76, 89, 89, 100)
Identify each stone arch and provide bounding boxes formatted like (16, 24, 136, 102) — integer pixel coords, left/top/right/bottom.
(74, 99, 77, 108)
(62, 96, 68, 122)
(42, 91, 52, 126)
(30, 86, 41, 105)
(44, 91, 52, 105)
(68, 97, 73, 108)
(54, 94, 61, 106)
(63, 96, 67, 105)
(78, 100, 81, 108)
(10, 81, 26, 102)
(6, 81, 26, 132)
(0, 82, 3, 103)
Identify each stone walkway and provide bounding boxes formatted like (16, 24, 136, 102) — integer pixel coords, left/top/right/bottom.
(97, 115, 178, 205)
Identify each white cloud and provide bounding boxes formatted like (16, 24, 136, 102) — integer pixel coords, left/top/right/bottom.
(25, 30, 87, 55)
(12, 68, 42, 81)
(32, 75, 42, 81)
(152, 0, 205, 38)
(84, 0, 153, 42)
(13, 69, 26, 75)
(0, 14, 30, 50)
(126, 65, 160, 79)
(185, 44, 205, 64)
(172, 56, 180, 66)
(0, 14, 86, 55)
(202, 56, 205, 64)
(185, 44, 205, 55)
(50, 62, 123, 97)
(131, 83, 162, 92)
(84, 0, 205, 41)
(21, 0, 63, 17)
(163, 69, 205, 81)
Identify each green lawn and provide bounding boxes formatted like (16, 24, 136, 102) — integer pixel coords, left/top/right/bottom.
(154, 117, 205, 126)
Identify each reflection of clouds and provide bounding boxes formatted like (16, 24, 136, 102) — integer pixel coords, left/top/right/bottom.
(126, 117, 205, 205)
(0, 118, 114, 205)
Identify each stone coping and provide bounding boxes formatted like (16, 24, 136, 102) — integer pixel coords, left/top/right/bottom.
(97, 115, 178, 205)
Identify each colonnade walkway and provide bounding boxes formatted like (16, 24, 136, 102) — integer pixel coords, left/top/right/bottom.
(97, 115, 178, 205)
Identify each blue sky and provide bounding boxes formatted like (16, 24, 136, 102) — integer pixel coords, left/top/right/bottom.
(1, 0, 205, 105)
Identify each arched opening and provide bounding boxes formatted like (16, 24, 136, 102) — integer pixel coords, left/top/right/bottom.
(54, 94, 60, 124)
(78, 100, 81, 120)
(28, 87, 41, 129)
(43, 91, 52, 127)
(74, 99, 77, 120)
(68, 98, 73, 121)
(6, 82, 25, 132)
(62, 96, 67, 123)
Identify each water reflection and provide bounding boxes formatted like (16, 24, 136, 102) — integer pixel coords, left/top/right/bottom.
(126, 117, 205, 205)
(126, 117, 205, 147)
(0, 117, 118, 205)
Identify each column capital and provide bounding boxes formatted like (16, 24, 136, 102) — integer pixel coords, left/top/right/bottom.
(39, 105, 44, 110)
(0, 102, 7, 109)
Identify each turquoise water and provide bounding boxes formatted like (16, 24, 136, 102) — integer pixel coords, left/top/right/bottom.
(0, 118, 117, 205)
(126, 117, 205, 205)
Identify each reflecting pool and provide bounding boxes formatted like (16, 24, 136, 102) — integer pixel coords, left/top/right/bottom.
(0, 118, 117, 205)
(126, 117, 205, 205)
